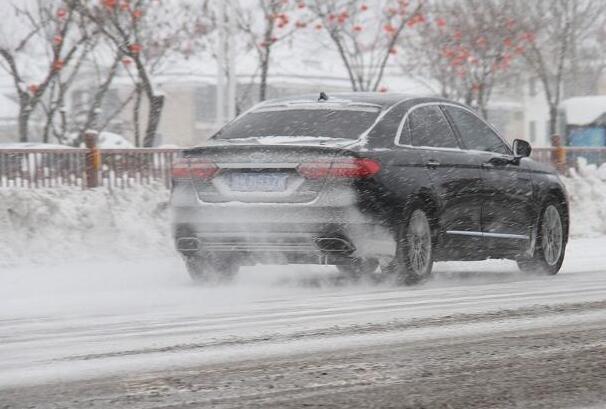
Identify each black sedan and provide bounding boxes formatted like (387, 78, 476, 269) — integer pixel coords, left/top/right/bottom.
(170, 93, 569, 284)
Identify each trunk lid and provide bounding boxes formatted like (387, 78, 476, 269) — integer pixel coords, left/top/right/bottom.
(181, 143, 348, 204)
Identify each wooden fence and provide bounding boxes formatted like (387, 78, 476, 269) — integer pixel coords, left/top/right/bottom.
(0, 147, 604, 189)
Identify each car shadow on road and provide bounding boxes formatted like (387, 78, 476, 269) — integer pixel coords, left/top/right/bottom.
(265, 265, 544, 290)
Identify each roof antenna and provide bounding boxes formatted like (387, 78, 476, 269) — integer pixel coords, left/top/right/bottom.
(318, 91, 329, 102)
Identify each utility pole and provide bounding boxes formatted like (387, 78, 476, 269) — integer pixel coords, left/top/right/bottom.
(226, 0, 237, 120)
(216, 0, 237, 126)
(216, 0, 226, 126)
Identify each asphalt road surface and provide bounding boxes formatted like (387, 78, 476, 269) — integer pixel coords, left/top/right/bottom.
(1, 238, 606, 408)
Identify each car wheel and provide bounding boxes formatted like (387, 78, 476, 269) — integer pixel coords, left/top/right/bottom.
(387, 206, 434, 285)
(185, 255, 239, 283)
(336, 258, 379, 281)
(517, 201, 566, 275)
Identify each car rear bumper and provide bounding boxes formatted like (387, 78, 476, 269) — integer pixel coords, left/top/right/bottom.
(172, 205, 396, 263)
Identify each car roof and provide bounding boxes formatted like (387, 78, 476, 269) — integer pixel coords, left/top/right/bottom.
(258, 92, 459, 111)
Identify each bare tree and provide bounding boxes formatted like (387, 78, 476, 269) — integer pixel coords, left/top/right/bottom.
(404, 0, 527, 118)
(74, 0, 205, 147)
(0, 0, 95, 142)
(233, 0, 309, 102)
(308, 0, 423, 92)
(511, 0, 606, 135)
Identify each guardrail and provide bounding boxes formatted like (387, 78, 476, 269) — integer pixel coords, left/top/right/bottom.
(0, 146, 604, 189)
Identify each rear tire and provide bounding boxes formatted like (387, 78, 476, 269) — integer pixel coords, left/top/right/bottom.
(336, 258, 379, 281)
(185, 255, 239, 284)
(387, 206, 434, 286)
(517, 201, 566, 275)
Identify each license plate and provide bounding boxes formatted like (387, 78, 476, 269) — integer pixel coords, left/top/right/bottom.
(229, 173, 288, 192)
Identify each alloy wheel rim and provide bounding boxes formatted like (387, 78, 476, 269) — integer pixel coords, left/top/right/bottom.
(542, 205, 563, 266)
(407, 210, 432, 275)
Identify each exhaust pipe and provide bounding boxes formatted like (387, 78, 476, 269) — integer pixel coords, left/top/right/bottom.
(313, 237, 356, 254)
(176, 237, 200, 252)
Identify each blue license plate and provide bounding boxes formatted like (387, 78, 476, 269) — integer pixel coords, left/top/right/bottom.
(229, 173, 288, 192)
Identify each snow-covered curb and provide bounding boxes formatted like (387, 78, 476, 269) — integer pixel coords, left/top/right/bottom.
(0, 162, 605, 267)
(0, 185, 172, 267)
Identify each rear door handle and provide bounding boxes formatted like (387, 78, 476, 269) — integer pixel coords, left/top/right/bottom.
(425, 159, 440, 169)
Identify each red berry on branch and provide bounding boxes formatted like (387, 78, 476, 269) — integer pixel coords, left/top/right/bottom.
(522, 32, 535, 43)
(56, 8, 67, 19)
(103, 0, 117, 9)
(129, 43, 142, 54)
(28, 84, 39, 94)
(52, 59, 64, 71)
(384, 24, 396, 33)
(52, 35, 63, 46)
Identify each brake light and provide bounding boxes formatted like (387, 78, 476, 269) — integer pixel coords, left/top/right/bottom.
(190, 159, 219, 179)
(171, 158, 219, 180)
(171, 158, 190, 178)
(298, 158, 381, 179)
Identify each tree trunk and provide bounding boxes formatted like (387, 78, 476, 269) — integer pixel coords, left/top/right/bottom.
(143, 94, 164, 147)
(259, 50, 270, 102)
(548, 104, 558, 138)
(18, 107, 30, 143)
(42, 112, 52, 143)
(82, 54, 122, 136)
(133, 84, 143, 147)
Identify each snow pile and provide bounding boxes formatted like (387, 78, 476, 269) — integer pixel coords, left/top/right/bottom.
(0, 185, 172, 267)
(562, 160, 606, 238)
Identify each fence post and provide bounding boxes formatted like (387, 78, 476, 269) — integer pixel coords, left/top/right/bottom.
(84, 130, 100, 188)
(550, 134, 566, 174)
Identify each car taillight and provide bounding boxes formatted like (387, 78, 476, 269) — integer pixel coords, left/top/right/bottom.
(171, 158, 219, 180)
(190, 159, 219, 179)
(171, 158, 190, 178)
(298, 158, 381, 179)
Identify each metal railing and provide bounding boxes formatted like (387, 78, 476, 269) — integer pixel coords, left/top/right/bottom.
(0, 147, 604, 189)
(0, 148, 180, 189)
(98, 149, 179, 188)
(533, 147, 606, 169)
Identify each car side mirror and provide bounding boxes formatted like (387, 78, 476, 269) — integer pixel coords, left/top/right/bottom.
(513, 139, 532, 158)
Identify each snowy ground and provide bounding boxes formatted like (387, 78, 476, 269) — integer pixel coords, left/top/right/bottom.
(1, 238, 606, 408)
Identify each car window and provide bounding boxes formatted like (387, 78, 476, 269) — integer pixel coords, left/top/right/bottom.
(444, 106, 511, 155)
(398, 120, 411, 145)
(367, 103, 410, 145)
(212, 107, 380, 140)
(407, 106, 459, 148)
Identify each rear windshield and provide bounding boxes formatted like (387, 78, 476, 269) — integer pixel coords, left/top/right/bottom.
(212, 107, 380, 140)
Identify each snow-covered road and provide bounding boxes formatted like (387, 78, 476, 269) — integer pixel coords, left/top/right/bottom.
(2, 238, 606, 408)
